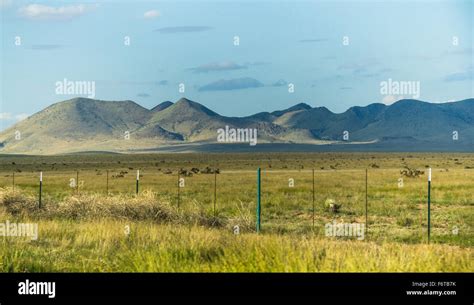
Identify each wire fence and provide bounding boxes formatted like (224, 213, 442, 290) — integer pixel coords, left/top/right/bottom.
(0, 167, 472, 243)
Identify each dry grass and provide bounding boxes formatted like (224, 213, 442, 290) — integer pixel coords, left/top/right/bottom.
(0, 152, 472, 272)
(0, 188, 251, 231)
(0, 218, 471, 272)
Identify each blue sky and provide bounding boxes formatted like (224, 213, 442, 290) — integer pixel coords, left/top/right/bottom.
(1, 0, 473, 130)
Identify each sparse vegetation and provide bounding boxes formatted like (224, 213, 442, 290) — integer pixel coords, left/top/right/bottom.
(0, 219, 471, 272)
(0, 152, 472, 272)
(400, 167, 424, 178)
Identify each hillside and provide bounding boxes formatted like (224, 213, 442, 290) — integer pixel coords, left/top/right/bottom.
(0, 97, 472, 154)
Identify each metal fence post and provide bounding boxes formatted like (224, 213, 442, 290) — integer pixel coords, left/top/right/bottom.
(256, 168, 261, 233)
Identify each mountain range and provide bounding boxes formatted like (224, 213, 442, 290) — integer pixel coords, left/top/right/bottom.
(0, 97, 473, 154)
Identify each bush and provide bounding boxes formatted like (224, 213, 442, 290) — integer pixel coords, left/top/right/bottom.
(0, 188, 246, 230)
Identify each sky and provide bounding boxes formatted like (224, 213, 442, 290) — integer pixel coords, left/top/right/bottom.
(1, 0, 473, 130)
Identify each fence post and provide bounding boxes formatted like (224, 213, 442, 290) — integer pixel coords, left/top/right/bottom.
(214, 171, 217, 216)
(76, 170, 79, 195)
(39, 171, 43, 209)
(177, 172, 180, 208)
(12, 172, 15, 193)
(106, 170, 109, 195)
(312, 168, 315, 230)
(256, 168, 261, 233)
(365, 168, 368, 235)
(428, 168, 431, 243)
(136, 169, 140, 195)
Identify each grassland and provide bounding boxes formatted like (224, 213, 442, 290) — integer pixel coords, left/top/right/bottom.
(0, 152, 472, 272)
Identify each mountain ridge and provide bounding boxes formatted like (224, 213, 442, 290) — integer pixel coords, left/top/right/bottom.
(0, 97, 472, 154)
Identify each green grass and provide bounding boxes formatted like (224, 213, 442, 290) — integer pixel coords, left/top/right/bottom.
(0, 219, 471, 272)
(0, 152, 472, 272)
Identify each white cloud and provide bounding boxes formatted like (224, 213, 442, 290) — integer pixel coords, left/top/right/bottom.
(0, 112, 29, 121)
(144, 10, 160, 19)
(430, 99, 457, 104)
(381, 95, 404, 105)
(19, 4, 96, 21)
(0, 112, 12, 120)
(15, 113, 29, 121)
(189, 61, 247, 73)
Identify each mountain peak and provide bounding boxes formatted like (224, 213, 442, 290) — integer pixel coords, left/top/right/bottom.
(292, 102, 312, 110)
(171, 97, 218, 116)
(151, 101, 173, 112)
(47, 97, 147, 113)
(270, 102, 312, 117)
(176, 97, 194, 104)
(57, 97, 97, 106)
(391, 99, 426, 106)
